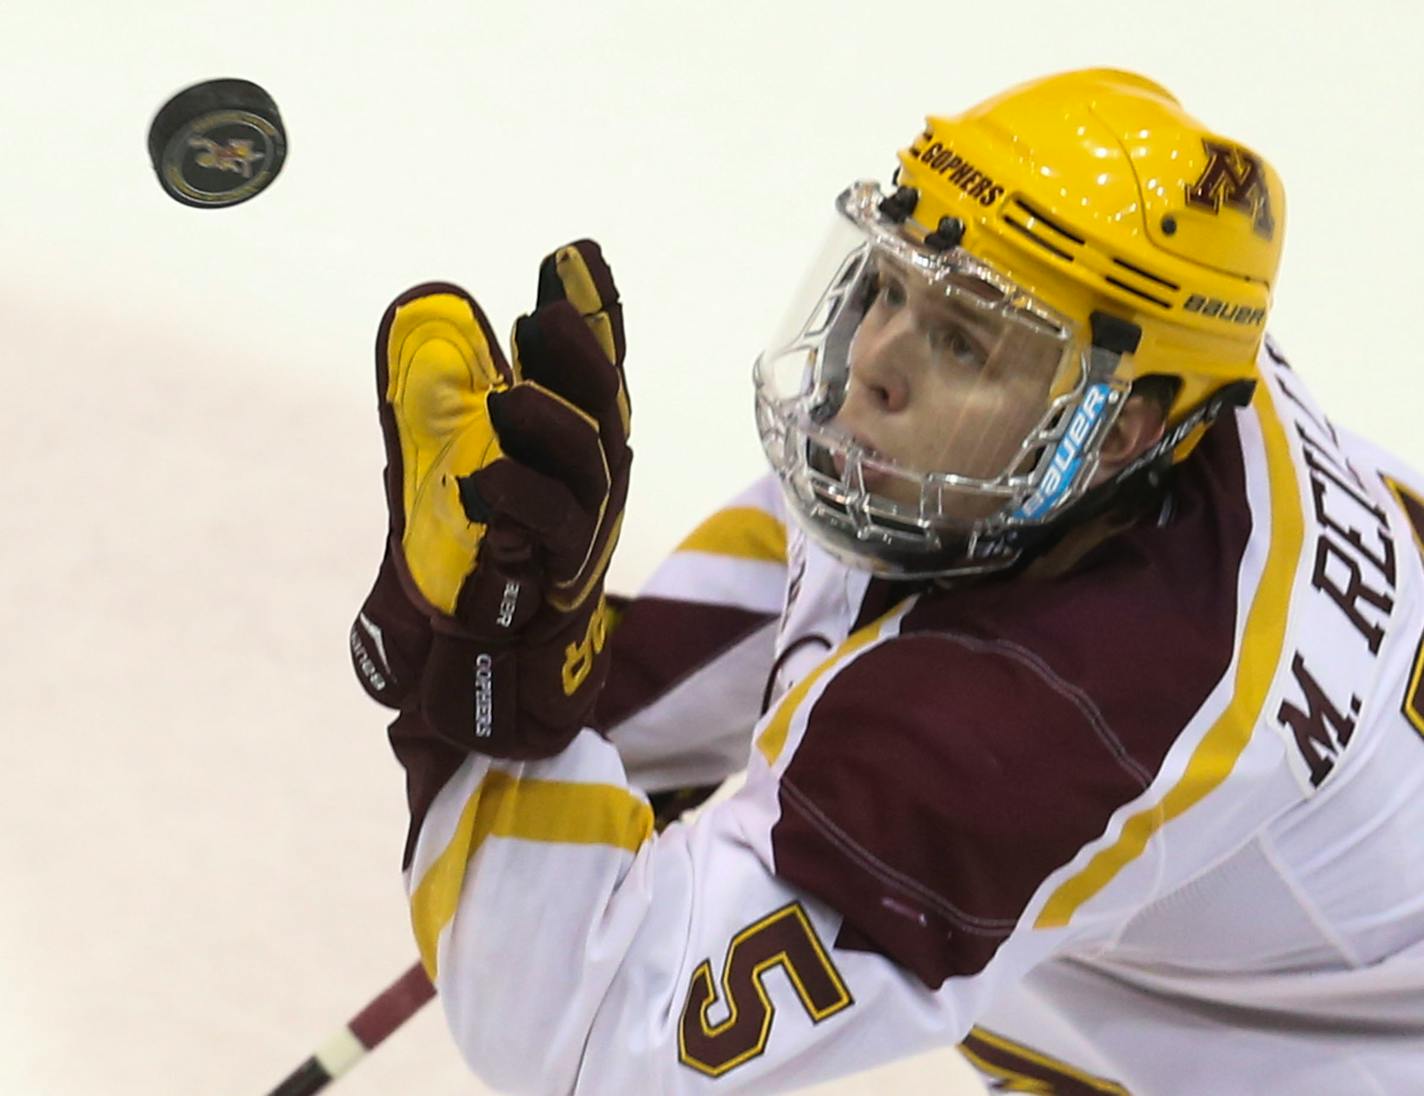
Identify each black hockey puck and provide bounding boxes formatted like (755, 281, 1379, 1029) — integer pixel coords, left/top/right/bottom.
(147, 78, 287, 208)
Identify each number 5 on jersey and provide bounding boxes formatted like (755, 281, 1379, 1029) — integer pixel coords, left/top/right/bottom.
(678, 902, 853, 1077)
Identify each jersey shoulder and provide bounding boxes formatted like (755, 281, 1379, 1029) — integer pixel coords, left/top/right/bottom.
(768, 412, 1263, 986)
(770, 625, 1158, 986)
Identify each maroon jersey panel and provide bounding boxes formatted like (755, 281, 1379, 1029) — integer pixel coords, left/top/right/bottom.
(594, 596, 778, 731)
(771, 414, 1255, 987)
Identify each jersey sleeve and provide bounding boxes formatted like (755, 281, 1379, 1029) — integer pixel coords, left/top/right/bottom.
(401, 606, 1184, 1095)
(596, 476, 788, 794)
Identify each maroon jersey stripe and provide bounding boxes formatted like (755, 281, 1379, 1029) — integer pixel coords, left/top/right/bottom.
(594, 596, 779, 730)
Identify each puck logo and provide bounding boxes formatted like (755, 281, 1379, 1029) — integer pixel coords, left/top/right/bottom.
(161, 109, 283, 206)
(189, 133, 265, 179)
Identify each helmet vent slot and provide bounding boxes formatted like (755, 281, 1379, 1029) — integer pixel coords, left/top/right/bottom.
(1011, 199, 1085, 245)
(1111, 256, 1179, 292)
(1001, 195, 1179, 311)
(1004, 215, 1075, 261)
(1103, 276, 1171, 310)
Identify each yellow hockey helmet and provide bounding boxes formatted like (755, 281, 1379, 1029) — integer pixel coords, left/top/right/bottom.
(897, 67, 1285, 424)
(754, 69, 1286, 577)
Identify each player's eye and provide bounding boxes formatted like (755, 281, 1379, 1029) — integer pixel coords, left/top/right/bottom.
(877, 276, 908, 309)
(927, 323, 986, 367)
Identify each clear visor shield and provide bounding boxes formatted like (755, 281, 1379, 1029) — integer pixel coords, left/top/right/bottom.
(754, 182, 1127, 576)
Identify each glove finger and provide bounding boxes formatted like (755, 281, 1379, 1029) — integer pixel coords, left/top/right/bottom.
(451, 523, 543, 637)
(460, 458, 596, 585)
(513, 303, 629, 469)
(512, 302, 618, 413)
(526, 239, 631, 448)
(486, 383, 610, 511)
(545, 457, 629, 613)
(534, 239, 625, 368)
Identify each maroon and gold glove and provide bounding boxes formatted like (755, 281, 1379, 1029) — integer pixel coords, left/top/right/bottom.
(349, 240, 630, 760)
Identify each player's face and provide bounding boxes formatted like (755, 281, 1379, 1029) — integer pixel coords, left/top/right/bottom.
(832, 258, 1064, 517)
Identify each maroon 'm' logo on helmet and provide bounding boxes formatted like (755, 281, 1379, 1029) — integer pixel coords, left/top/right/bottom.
(1185, 140, 1276, 240)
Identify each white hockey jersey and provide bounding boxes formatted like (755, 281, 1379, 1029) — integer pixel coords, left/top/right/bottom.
(390, 337, 1424, 1094)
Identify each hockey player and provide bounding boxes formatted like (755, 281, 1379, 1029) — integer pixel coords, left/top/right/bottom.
(349, 69, 1424, 1093)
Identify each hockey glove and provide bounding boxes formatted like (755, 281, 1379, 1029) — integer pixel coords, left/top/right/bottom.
(350, 240, 631, 760)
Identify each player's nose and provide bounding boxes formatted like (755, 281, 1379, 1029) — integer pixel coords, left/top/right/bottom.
(849, 325, 912, 413)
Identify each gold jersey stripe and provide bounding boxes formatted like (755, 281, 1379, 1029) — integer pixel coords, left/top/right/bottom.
(959, 1026, 1129, 1095)
(410, 770, 654, 979)
(1036, 390, 1304, 929)
(677, 507, 788, 565)
(756, 615, 891, 766)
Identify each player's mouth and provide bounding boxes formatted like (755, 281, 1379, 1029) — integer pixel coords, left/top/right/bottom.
(831, 434, 892, 491)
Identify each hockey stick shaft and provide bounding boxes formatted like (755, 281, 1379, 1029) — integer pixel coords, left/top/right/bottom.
(265, 960, 435, 1095)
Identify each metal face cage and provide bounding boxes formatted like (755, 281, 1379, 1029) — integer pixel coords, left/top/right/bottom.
(754, 181, 1132, 578)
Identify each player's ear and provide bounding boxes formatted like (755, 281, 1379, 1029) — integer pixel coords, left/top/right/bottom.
(1097, 392, 1167, 476)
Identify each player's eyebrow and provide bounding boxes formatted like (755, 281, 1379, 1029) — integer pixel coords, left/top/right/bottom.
(934, 274, 1066, 344)
(920, 284, 1001, 341)
(874, 255, 1058, 348)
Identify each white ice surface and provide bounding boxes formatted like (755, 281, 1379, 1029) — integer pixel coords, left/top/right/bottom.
(4, 2, 1423, 1093)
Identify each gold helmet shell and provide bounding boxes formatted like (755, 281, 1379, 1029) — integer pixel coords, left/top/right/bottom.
(895, 68, 1285, 428)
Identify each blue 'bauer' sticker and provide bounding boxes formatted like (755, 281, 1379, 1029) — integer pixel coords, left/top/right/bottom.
(1014, 383, 1112, 521)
